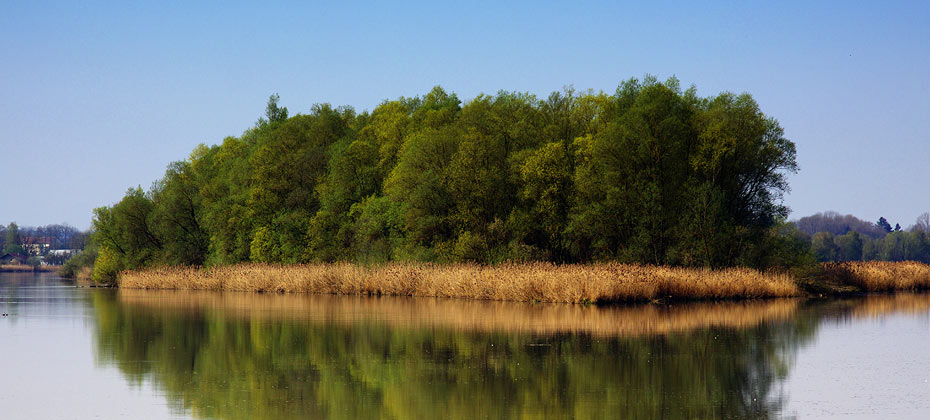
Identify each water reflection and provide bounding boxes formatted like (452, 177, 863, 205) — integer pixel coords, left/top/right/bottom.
(91, 291, 831, 420)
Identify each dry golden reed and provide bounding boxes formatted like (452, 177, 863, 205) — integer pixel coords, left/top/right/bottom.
(822, 261, 930, 292)
(118, 262, 800, 303)
(116, 288, 800, 337)
(0, 264, 58, 272)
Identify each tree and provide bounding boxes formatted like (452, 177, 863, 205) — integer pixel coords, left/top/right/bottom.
(520, 141, 574, 261)
(256, 93, 288, 126)
(248, 105, 350, 263)
(834, 231, 863, 261)
(26, 255, 41, 268)
(878, 232, 907, 261)
(151, 161, 209, 265)
(4, 222, 25, 255)
(913, 212, 930, 232)
(195, 138, 254, 265)
(876, 217, 892, 233)
(91, 187, 161, 270)
(794, 211, 886, 239)
(82, 81, 806, 273)
(571, 80, 694, 264)
(384, 126, 460, 258)
(570, 78, 798, 267)
(810, 232, 837, 262)
(358, 99, 415, 176)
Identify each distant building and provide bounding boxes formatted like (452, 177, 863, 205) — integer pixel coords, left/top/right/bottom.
(48, 249, 80, 256)
(0, 253, 28, 265)
(21, 237, 52, 256)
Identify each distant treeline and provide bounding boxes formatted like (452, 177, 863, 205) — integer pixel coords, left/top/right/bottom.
(1, 222, 88, 266)
(0, 222, 88, 252)
(82, 77, 802, 281)
(792, 211, 930, 263)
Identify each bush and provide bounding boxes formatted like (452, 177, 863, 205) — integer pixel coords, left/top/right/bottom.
(60, 245, 98, 278)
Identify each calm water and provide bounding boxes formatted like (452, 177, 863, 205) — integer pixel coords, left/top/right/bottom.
(1, 272, 929, 419)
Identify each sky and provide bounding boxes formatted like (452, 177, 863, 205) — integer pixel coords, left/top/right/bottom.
(1, 1, 928, 230)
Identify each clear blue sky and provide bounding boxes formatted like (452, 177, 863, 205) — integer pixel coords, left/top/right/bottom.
(1, 1, 928, 230)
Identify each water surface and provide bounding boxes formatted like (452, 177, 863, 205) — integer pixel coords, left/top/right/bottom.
(1, 272, 928, 419)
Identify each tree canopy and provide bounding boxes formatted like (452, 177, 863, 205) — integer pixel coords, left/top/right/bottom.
(85, 79, 801, 281)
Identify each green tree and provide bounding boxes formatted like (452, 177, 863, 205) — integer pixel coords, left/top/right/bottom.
(834, 231, 863, 261)
(520, 141, 574, 260)
(306, 135, 381, 261)
(572, 79, 697, 264)
(151, 161, 209, 265)
(349, 195, 405, 262)
(384, 126, 460, 259)
(91, 187, 161, 270)
(878, 231, 907, 261)
(248, 105, 351, 263)
(810, 232, 837, 262)
(359, 99, 415, 177)
(256, 93, 288, 126)
(196, 138, 255, 265)
(4, 222, 25, 255)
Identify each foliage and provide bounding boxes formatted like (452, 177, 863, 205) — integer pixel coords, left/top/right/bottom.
(0, 222, 87, 254)
(4, 222, 25, 255)
(794, 212, 930, 263)
(794, 211, 887, 239)
(87, 80, 802, 272)
(60, 243, 99, 278)
(92, 245, 122, 285)
(876, 216, 893, 233)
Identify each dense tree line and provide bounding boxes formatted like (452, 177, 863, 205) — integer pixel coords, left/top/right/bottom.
(85, 78, 801, 281)
(794, 212, 930, 263)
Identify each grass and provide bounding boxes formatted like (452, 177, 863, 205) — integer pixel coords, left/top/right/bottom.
(116, 260, 930, 303)
(119, 262, 800, 304)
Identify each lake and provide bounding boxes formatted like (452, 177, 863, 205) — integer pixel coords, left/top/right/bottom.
(1, 271, 928, 419)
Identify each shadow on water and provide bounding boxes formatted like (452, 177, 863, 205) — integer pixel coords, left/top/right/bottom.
(87, 290, 930, 420)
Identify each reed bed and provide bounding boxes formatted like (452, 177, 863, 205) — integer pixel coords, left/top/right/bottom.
(117, 288, 800, 337)
(0, 264, 58, 272)
(822, 261, 930, 292)
(118, 262, 800, 303)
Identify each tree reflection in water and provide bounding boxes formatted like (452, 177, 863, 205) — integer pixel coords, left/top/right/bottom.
(90, 291, 823, 420)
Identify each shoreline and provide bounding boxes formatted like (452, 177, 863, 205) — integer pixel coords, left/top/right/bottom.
(0, 264, 60, 273)
(111, 261, 930, 304)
